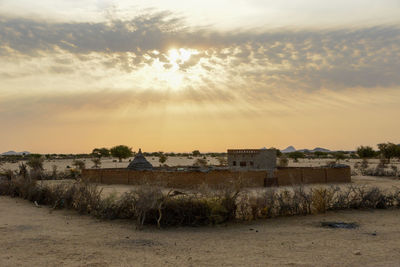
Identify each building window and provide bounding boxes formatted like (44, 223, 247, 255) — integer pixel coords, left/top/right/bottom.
(250, 161, 254, 166)
(232, 161, 236, 166)
(240, 161, 246, 167)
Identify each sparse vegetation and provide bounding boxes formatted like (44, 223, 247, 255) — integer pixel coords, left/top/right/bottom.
(194, 158, 207, 167)
(91, 158, 101, 168)
(159, 154, 168, 165)
(192, 150, 201, 157)
(357, 146, 376, 159)
(287, 151, 305, 162)
(2, 171, 400, 228)
(377, 143, 400, 163)
(92, 148, 110, 158)
(110, 145, 133, 162)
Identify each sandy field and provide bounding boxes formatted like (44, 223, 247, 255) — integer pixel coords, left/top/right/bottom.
(2, 157, 400, 173)
(1, 196, 400, 267)
(1, 156, 221, 171)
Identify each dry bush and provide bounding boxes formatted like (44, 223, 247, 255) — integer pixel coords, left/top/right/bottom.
(311, 187, 335, 214)
(2, 174, 400, 228)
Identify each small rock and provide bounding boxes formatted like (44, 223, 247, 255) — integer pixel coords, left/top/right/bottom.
(354, 251, 361, 255)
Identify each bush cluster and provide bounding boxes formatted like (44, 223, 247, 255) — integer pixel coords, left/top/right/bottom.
(0, 177, 241, 227)
(1, 175, 400, 227)
(237, 185, 400, 220)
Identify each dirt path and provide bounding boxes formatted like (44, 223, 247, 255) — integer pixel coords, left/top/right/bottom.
(1, 197, 400, 266)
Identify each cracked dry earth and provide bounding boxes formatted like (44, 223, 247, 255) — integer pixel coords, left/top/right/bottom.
(1, 196, 400, 266)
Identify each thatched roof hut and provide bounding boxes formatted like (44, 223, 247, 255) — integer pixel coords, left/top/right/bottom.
(127, 149, 153, 170)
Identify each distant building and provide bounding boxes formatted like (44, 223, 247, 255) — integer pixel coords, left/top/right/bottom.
(227, 148, 276, 177)
(127, 149, 153, 170)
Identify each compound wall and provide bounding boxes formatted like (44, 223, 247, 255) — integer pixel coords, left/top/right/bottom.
(82, 169, 267, 188)
(82, 166, 351, 188)
(275, 167, 351, 186)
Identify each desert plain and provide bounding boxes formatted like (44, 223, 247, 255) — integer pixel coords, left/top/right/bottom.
(1, 157, 400, 266)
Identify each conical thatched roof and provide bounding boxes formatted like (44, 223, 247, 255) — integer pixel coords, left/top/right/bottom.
(127, 149, 153, 170)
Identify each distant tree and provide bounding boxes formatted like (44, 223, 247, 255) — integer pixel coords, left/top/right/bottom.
(356, 146, 376, 159)
(92, 148, 110, 158)
(314, 151, 328, 158)
(287, 151, 305, 162)
(91, 158, 101, 168)
(334, 152, 346, 163)
(110, 145, 133, 162)
(73, 160, 86, 171)
(377, 143, 400, 163)
(192, 150, 201, 157)
(159, 154, 168, 164)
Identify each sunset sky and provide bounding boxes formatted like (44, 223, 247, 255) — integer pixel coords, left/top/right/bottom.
(0, 1, 399, 153)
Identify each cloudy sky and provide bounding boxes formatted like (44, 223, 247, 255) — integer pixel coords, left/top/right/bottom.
(0, 0, 399, 153)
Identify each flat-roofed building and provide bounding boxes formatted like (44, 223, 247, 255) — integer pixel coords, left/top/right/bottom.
(227, 148, 276, 177)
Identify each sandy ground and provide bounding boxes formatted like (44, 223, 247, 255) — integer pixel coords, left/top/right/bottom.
(1, 196, 400, 267)
(1, 156, 221, 171)
(3, 157, 400, 173)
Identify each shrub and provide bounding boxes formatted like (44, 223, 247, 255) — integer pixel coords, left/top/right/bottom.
(26, 155, 44, 171)
(91, 158, 101, 168)
(1, 176, 400, 228)
(194, 158, 207, 167)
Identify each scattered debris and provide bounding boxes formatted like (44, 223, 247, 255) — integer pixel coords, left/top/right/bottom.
(321, 221, 358, 229)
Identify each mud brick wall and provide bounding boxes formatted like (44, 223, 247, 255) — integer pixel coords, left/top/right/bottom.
(82, 169, 267, 188)
(275, 167, 351, 186)
(82, 166, 351, 188)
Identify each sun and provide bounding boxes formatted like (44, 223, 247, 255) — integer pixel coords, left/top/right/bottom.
(167, 48, 199, 66)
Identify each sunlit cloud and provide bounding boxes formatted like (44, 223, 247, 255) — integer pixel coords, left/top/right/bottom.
(0, 9, 399, 152)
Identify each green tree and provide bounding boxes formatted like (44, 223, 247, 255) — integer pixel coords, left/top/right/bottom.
(91, 158, 101, 168)
(334, 152, 346, 163)
(377, 143, 400, 163)
(314, 151, 328, 158)
(356, 146, 376, 159)
(73, 160, 86, 171)
(110, 145, 133, 162)
(287, 151, 305, 162)
(192, 150, 201, 157)
(159, 154, 168, 164)
(92, 147, 110, 158)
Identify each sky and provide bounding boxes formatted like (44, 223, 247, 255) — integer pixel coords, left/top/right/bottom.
(0, 0, 400, 153)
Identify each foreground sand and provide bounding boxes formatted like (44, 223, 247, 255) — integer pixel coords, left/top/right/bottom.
(1, 196, 400, 266)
